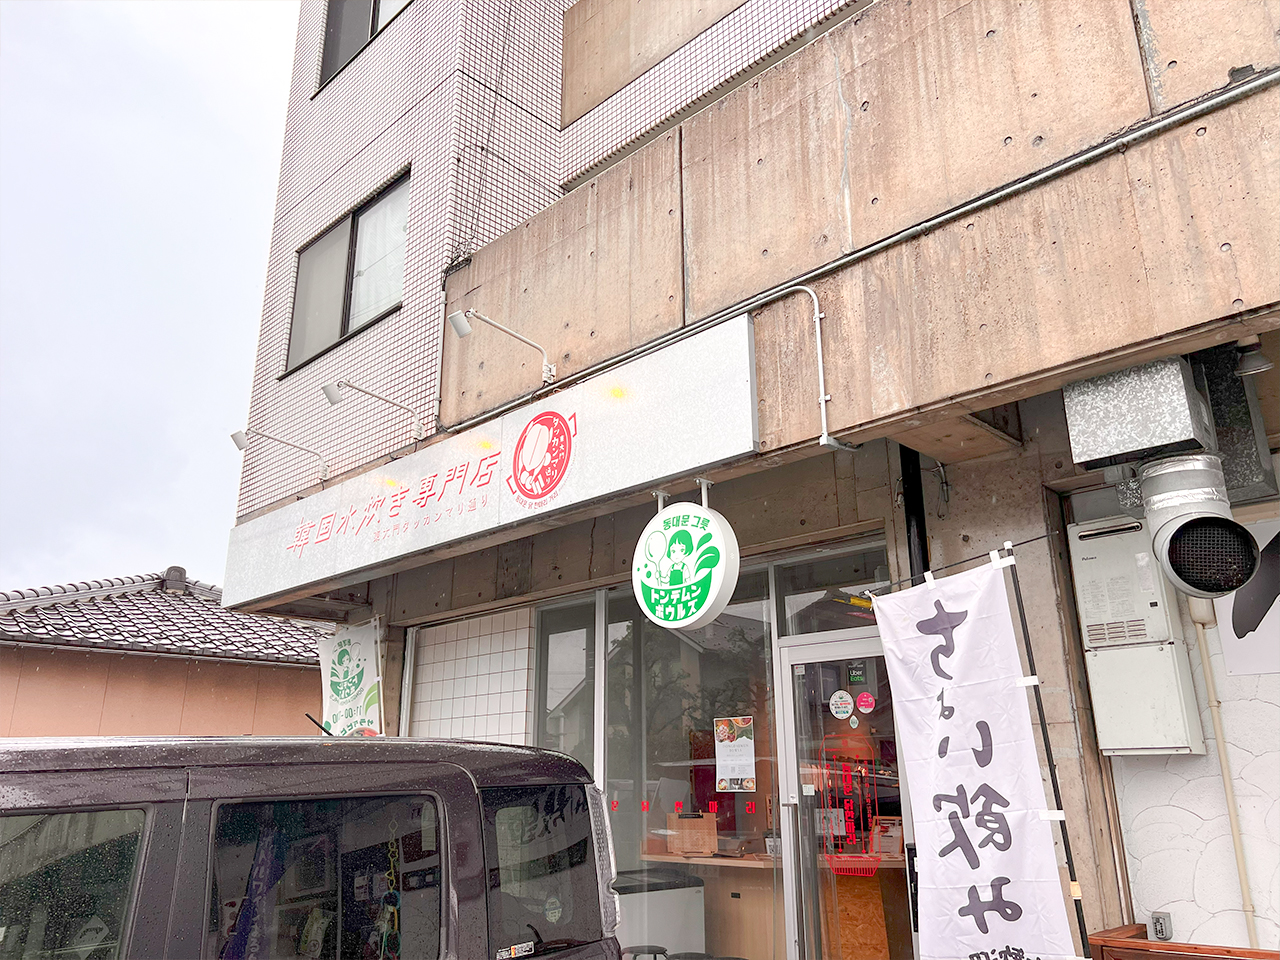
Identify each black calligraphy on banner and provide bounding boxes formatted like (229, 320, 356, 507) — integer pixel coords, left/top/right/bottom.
(917, 600, 967, 680)
(915, 601, 1022, 935)
(967, 948, 1041, 960)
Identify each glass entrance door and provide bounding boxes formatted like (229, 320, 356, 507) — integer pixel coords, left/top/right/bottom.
(779, 639, 917, 960)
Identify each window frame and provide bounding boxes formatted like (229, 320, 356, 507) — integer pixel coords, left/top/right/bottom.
(479, 782, 604, 960)
(281, 171, 411, 378)
(314, 0, 414, 96)
(201, 790, 446, 960)
(0, 803, 153, 960)
(533, 596, 598, 775)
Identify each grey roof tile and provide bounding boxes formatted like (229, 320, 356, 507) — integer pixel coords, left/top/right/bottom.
(0, 569, 325, 665)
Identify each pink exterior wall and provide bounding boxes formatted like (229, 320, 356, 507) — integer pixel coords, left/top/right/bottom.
(0, 645, 321, 737)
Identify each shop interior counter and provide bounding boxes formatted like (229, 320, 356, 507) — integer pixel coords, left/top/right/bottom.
(639, 852, 778, 869)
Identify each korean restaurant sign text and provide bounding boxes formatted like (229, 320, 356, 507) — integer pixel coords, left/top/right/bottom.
(223, 316, 758, 608)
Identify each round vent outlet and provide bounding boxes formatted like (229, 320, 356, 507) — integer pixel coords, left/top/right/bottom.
(1167, 517, 1259, 595)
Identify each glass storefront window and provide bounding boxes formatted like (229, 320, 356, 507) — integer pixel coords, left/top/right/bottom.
(534, 600, 596, 774)
(0, 809, 146, 960)
(604, 570, 783, 959)
(775, 544, 890, 635)
(528, 534, 902, 960)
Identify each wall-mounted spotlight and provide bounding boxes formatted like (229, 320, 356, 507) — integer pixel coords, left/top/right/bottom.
(231, 427, 329, 481)
(321, 378, 426, 441)
(446, 308, 556, 385)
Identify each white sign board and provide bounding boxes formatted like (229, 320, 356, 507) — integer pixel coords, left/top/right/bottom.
(632, 502, 740, 629)
(318, 617, 382, 736)
(224, 316, 757, 607)
(1213, 517, 1279, 676)
(873, 564, 1076, 960)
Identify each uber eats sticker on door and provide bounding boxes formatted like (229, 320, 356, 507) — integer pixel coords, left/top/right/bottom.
(632, 502, 740, 630)
(318, 617, 383, 736)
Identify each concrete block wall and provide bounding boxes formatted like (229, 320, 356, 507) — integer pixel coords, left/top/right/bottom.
(447, 0, 1280, 461)
(407, 607, 534, 743)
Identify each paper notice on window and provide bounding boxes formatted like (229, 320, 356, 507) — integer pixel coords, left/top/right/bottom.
(714, 716, 757, 792)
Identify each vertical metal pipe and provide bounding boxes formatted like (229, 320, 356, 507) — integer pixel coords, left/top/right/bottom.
(899, 445, 929, 584)
(1005, 546, 1092, 957)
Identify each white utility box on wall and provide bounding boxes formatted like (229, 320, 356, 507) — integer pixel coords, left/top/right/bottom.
(1083, 642, 1205, 755)
(1068, 516, 1206, 755)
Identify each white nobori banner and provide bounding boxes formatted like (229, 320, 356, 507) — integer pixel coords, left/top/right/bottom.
(873, 563, 1076, 960)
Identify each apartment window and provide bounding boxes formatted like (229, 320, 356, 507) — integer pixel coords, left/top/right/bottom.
(320, 0, 412, 85)
(287, 175, 410, 371)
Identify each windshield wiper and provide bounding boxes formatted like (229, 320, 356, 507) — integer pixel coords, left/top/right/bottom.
(526, 923, 591, 956)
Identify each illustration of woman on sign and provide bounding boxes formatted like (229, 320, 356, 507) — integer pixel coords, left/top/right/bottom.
(666, 530, 693, 585)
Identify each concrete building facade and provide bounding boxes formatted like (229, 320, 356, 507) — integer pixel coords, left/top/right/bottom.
(226, 1, 1280, 956)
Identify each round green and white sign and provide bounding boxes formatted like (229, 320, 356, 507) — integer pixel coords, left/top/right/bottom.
(632, 502, 740, 630)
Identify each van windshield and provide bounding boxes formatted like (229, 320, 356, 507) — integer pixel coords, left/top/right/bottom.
(481, 784, 602, 959)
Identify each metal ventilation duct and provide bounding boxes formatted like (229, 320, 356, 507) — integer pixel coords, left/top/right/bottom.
(1063, 357, 1214, 470)
(1139, 454, 1260, 598)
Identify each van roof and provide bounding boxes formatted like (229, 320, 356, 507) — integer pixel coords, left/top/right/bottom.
(0, 737, 592, 788)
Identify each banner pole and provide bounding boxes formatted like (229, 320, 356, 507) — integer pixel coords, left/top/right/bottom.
(1003, 544, 1092, 957)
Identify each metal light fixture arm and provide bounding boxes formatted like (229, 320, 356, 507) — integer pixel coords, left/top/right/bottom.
(335, 379, 426, 440)
(244, 428, 330, 481)
(463, 309, 556, 385)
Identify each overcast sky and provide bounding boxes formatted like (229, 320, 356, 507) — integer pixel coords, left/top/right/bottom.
(0, 1, 299, 591)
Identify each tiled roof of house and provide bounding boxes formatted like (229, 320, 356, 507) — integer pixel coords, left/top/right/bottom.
(0, 566, 324, 666)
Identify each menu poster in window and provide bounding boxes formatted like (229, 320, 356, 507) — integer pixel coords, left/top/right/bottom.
(873, 563, 1076, 960)
(714, 716, 756, 792)
(318, 616, 383, 736)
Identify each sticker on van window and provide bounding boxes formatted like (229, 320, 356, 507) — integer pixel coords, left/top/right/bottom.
(497, 942, 535, 959)
(544, 896, 563, 923)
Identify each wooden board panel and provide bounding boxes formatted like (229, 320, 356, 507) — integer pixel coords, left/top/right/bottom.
(890, 414, 1020, 463)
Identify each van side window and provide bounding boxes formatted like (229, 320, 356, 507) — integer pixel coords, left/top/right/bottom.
(0, 809, 146, 960)
(481, 784, 602, 960)
(207, 796, 440, 960)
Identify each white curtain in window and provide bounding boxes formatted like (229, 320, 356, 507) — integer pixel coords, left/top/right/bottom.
(349, 178, 409, 329)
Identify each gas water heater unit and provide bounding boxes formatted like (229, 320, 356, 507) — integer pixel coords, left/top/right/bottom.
(1067, 516, 1205, 755)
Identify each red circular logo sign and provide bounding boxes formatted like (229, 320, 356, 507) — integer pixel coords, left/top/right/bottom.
(511, 411, 573, 501)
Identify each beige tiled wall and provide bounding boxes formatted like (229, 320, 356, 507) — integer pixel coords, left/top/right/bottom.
(408, 608, 535, 743)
